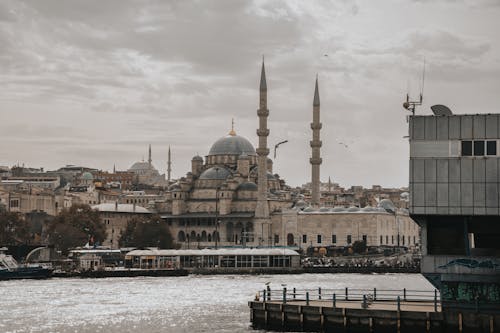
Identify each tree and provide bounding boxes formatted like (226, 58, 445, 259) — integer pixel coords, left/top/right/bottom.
(0, 210, 31, 246)
(352, 240, 367, 254)
(119, 214, 176, 249)
(46, 204, 106, 254)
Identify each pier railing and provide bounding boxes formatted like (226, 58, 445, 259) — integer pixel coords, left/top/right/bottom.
(258, 286, 441, 312)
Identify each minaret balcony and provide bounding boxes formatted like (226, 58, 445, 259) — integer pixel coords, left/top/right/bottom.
(310, 140, 322, 148)
(256, 129, 270, 136)
(310, 157, 323, 164)
(257, 109, 269, 117)
(310, 123, 322, 130)
(256, 148, 270, 156)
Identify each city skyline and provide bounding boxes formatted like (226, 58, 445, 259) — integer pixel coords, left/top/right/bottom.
(1, 1, 500, 188)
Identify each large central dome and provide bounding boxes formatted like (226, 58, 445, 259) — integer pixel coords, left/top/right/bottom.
(208, 133, 256, 156)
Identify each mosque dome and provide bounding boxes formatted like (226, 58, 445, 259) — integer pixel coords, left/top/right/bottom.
(332, 207, 346, 212)
(199, 166, 231, 180)
(237, 182, 258, 191)
(192, 155, 203, 162)
(347, 206, 360, 212)
(208, 133, 255, 156)
(129, 161, 154, 171)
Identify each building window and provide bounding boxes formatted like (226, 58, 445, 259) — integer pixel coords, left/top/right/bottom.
(274, 234, 279, 244)
(347, 235, 352, 244)
(317, 235, 322, 244)
(362, 235, 367, 244)
(413, 236, 416, 245)
(461, 141, 472, 156)
(386, 235, 389, 244)
(474, 140, 485, 156)
(302, 234, 307, 243)
(392, 235, 394, 245)
(380, 235, 383, 244)
(487, 140, 497, 155)
(332, 234, 337, 244)
(402, 235, 405, 245)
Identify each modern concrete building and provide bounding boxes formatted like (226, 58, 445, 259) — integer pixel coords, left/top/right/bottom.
(409, 113, 500, 310)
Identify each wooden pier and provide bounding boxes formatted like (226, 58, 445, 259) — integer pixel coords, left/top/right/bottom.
(249, 287, 498, 332)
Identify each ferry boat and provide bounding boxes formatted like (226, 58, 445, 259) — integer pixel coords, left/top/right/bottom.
(0, 248, 53, 280)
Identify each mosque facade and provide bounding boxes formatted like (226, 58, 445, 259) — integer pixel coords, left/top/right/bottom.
(156, 62, 420, 250)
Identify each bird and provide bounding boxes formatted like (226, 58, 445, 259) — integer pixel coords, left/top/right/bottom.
(338, 142, 349, 148)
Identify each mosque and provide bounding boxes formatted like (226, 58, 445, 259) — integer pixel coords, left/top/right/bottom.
(128, 145, 168, 187)
(156, 61, 420, 251)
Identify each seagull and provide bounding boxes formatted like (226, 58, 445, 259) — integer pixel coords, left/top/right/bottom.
(338, 142, 349, 148)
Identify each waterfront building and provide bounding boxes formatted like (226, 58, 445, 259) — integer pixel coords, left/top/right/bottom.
(91, 203, 152, 249)
(409, 113, 500, 310)
(273, 205, 419, 250)
(124, 248, 301, 270)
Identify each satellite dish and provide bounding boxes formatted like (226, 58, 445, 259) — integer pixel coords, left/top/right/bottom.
(431, 104, 453, 116)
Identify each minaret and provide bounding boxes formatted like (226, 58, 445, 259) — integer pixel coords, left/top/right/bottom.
(167, 146, 172, 182)
(310, 76, 322, 206)
(113, 164, 116, 174)
(255, 59, 270, 219)
(148, 144, 152, 166)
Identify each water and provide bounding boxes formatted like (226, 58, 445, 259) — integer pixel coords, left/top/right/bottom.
(0, 273, 433, 333)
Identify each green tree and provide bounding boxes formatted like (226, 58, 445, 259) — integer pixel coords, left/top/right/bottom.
(0, 210, 31, 246)
(46, 204, 106, 254)
(119, 215, 176, 249)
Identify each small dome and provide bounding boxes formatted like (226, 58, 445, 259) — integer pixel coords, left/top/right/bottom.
(319, 207, 329, 212)
(362, 207, 376, 212)
(332, 207, 346, 212)
(303, 206, 315, 212)
(378, 199, 396, 213)
(295, 200, 307, 208)
(208, 134, 256, 156)
(347, 206, 360, 212)
(267, 172, 275, 179)
(199, 167, 231, 180)
(237, 182, 258, 191)
(192, 155, 203, 162)
(267, 157, 273, 163)
(81, 172, 93, 180)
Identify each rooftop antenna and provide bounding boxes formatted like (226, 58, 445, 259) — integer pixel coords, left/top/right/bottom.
(403, 58, 425, 116)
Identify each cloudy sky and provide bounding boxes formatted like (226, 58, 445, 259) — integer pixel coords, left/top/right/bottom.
(1, 0, 499, 188)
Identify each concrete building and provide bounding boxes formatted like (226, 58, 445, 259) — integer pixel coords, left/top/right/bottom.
(409, 113, 500, 310)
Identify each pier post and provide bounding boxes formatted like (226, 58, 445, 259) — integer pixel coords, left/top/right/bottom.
(306, 292, 310, 306)
(333, 293, 336, 308)
(318, 287, 322, 300)
(373, 288, 377, 301)
(403, 288, 407, 301)
(397, 296, 401, 312)
(267, 285, 271, 301)
(293, 287, 296, 300)
(363, 294, 367, 309)
(283, 287, 287, 304)
(345, 287, 348, 301)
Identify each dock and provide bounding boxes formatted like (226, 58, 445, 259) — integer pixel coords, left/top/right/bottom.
(249, 287, 498, 332)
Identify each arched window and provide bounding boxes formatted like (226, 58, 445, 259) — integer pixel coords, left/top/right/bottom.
(177, 231, 186, 242)
(287, 233, 294, 246)
(201, 231, 207, 242)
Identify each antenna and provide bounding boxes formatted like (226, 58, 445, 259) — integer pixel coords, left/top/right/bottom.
(402, 58, 426, 116)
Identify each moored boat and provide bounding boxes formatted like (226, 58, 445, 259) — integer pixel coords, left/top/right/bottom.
(0, 248, 53, 280)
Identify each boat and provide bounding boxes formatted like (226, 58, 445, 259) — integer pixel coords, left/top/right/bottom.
(0, 248, 53, 280)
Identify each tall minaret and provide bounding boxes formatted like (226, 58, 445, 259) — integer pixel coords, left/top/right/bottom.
(148, 144, 152, 166)
(255, 59, 270, 220)
(167, 146, 172, 182)
(310, 76, 322, 206)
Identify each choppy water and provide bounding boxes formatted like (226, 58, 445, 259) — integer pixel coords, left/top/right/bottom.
(0, 273, 433, 333)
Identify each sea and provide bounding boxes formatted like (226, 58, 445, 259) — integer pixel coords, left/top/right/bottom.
(0, 273, 433, 333)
